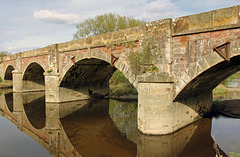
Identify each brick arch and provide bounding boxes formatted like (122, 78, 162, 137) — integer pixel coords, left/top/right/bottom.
(174, 41, 240, 101)
(4, 64, 15, 80)
(22, 59, 46, 75)
(59, 51, 137, 89)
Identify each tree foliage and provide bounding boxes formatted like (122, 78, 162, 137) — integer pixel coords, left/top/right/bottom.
(74, 13, 145, 39)
(0, 51, 11, 57)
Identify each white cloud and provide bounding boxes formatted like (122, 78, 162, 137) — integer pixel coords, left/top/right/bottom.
(139, 0, 179, 21)
(33, 10, 81, 25)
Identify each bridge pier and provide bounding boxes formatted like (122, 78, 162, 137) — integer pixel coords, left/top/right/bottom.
(45, 102, 60, 156)
(12, 70, 23, 92)
(13, 93, 24, 131)
(138, 73, 213, 135)
(138, 73, 175, 135)
(45, 73, 60, 102)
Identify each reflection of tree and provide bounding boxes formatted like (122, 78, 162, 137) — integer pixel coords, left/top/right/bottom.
(109, 99, 138, 143)
(61, 99, 137, 157)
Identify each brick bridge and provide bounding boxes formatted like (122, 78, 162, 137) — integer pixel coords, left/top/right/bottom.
(1, 5, 240, 135)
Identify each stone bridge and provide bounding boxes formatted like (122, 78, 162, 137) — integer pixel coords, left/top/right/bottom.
(1, 5, 240, 135)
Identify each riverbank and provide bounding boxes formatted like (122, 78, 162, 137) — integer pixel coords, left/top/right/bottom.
(0, 81, 12, 89)
(213, 99, 240, 118)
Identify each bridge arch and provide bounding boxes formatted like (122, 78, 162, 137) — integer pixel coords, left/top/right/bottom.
(60, 51, 137, 89)
(22, 59, 46, 76)
(175, 41, 240, 101)
(4, 65, 15, 81)
(22, 62, 45, 89)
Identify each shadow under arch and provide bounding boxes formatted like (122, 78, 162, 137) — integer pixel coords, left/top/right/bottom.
(175, 55, 240, 101)
(23, 62, 45, 91)
(4, 65, 14, 81)
(60, 58, 117, 91)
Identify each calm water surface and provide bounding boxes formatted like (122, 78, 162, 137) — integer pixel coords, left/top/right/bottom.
(0, 90, 239, 157)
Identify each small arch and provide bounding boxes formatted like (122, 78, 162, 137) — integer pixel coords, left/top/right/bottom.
(23, 62, 45, 91)
(4, 65, 14, 80)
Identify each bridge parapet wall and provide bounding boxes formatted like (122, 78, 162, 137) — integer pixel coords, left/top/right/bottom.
(172, 5, 240, 36)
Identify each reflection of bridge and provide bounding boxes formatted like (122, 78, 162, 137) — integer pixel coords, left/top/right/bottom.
(1, 5, 240, 134)
(0, 91, 227, 157)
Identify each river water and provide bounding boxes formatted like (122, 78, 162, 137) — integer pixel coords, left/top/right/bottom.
(0, 89, 239, 157)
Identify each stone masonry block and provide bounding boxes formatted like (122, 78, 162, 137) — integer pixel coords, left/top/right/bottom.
(198, 58, 210, 71)
(187, 67, 196, 79)
(189, 11, 212, 30)
(213, 5, 239, 27)
(205, 52, 218, 67)
(181, 71, 191, 84)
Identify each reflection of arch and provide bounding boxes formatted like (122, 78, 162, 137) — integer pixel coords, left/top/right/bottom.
(60, 51, 137, 88)
(5, 92, 13, 113)
(61, 99, 137, 157)
(175, 41, 240, 101)
(4, 65, 15, 80)
(23, 95, 46, 129)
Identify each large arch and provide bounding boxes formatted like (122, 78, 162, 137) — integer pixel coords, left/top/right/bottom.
(175, 41, 240, 101)
(60, 58, 116, 89)
(60, 51, 137, 90)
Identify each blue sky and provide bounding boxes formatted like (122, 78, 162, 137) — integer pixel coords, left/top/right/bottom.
(0, 0, 239, 53)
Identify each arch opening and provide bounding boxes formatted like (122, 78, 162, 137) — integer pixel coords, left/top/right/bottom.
(175, 55, 240, 101)
(4, 65, 14, 81)
(60, 58, 117, 92)
(23, 63, 45, 91)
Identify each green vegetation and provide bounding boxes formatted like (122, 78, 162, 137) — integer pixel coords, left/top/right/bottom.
(47, 69, 53, 73)
(128, 38, 159, 74)
(222, 71, 240, 86)
(213, 84, 228, 96)
(109, 70, 137, 96)
(213, 71, 240, 97)
(0, 51, 11, 57)
(229, 152, 240, 157)
(0, 77, 2, 83)
(74, 13, 145, 39)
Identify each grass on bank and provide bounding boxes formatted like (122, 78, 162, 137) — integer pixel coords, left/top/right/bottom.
(109, 70, 137, 96)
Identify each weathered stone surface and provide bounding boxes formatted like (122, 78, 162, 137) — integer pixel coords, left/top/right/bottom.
(138, 72, 174, 83)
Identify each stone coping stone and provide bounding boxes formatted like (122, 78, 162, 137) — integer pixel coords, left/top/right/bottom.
(138, 72, 174, 83)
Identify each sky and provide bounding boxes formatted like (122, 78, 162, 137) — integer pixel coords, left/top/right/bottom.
(0, 0, 239, 54)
